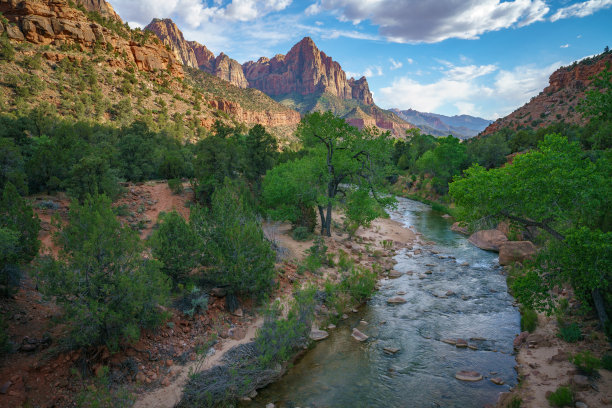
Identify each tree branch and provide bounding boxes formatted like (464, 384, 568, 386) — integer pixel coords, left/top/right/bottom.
(500, 211, 566, 241)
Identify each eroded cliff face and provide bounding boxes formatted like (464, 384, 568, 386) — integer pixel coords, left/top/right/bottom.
(242, 37, 374, 105)
(0, 0, 183, 76)
(482, 52, 612, 135)
(144, 18, 198, 68)
(212, 53, 248, 89)
(74, 0, 120, 21)
(208, 99, 301, 128)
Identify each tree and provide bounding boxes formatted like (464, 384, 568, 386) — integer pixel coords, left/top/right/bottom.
(449, 134, 611, 328)
(149, 211, 198, 287)
(0, 137, 28, 195)
(38, 195, 170, 350)
(415, 135, 468, 194)
(295, 112, 395, 236)
(192, 181, 276, 299)
(65, 153, 120, 202)
(241, 124, 278, 187)
(0, 182, 40, 296)
(578, 67, 611, 123)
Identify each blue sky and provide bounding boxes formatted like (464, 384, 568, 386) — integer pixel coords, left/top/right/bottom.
(110, 0, 612, 120)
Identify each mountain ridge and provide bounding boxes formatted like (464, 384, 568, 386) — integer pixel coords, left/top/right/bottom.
(390, 108, 492, 139)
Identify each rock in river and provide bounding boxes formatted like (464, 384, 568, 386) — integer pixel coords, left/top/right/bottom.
(455, 371, 483, 382)
(352, 328, 369, 342)
(309, 329, 329, 341)
(387, 296, 407, 304)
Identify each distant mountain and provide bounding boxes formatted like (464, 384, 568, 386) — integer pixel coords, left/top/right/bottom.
(146, 21, 415, 137)
(389, 109, 492, 139)
(481, 50, 612, 136)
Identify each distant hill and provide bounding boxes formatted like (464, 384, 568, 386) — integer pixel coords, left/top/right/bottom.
(482, 50, 612, 136)
(390, 108, 492, 139)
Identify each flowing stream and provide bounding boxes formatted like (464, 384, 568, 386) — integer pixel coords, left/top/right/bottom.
(246, 197, 520, 408)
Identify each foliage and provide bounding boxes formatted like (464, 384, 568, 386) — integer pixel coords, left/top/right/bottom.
(256, 286, 316, 367)
(415, 135, 468, 194)
(339, 267, 377, 303)
(0, 32, 15, 62)
(578, 67, 611, 123)
(344, 188, 387, 237)
(547, 386, 573, 407)
(520, 307, 538, 332)
(465, 132, 511, 169)
(192, 181, 276, 298)
(602, 353, 612, 371)
(168, 178, 183, 195)
(302, 236, 328, 273)
(558, 323, 582, 343)
(65, 153, 121, 202)
(176, 286, 209, 317)
(38, 195, 170, 350)
(149, 211, 198, 286)
(0, 314, 10, 355)
(75, 366, 135, 408)
(571, 350, 600, 375)
(0, 183, 40, 297)
(0, 137, 28, 195)
(291, 226, 311, 241)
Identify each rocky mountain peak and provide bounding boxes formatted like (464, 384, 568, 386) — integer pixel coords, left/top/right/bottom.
(145, 18, 198, 69)
(75, 0, 121, 21)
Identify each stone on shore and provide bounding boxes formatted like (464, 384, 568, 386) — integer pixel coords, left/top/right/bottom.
(498, 241, 537, 265)
(468, 229, 508, 252)
(451, 222, 469, 235)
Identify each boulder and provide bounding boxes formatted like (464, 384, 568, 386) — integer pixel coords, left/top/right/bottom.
(490, 377, 505, 385)
(498, 241, 537, 265)
(468, 229, 508, 251)
(451, 222, 469, 235)
(309, 329, 329, 341)
(383, 347, 400, 354)
(513, 331, 529, 349)
(572, 374, 590, 391)
(351, 328, 369, 342)
(387, 296, 407, 304)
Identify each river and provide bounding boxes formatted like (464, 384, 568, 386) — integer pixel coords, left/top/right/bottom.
(246, 197, 521, 408)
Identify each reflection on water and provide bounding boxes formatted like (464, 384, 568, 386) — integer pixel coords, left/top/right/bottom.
(246, 198, 520, 408)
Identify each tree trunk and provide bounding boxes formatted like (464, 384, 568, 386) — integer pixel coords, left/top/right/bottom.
(591, 288, 610, 329)
(318, 205, 326, 236)
(325, 202, 332, 237)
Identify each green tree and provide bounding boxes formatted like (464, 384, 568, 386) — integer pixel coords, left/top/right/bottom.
(65, 153, 120, 202)
(578, 67, 611, 123)
(450, 134, 611, 328)
(192, 181, 276, 298)
(241, 124, 278, 187)
(38, 195, 170, 350)
(0, 138, 28, 195)
(149, 211, 198, 286)
(415, 135, 468, 194)
(295, 112, 395, 236)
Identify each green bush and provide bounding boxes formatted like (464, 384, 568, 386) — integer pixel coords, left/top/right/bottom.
(168, 178, 183, 195)
(303, 236, 327, 273)
(291, 226, 310, 241)
(75, 366, 134, 408)
(547, 386, 573, 407)
(340, 267, 377, 303)
(38, 195, 170, 350)
(192, 181, 276, 298)
(520, 307, 538, 332)
(571, 350, 600, 375)
(602, 353, 612, 371)
(0, 32, 15, 62)
(149, 211, 198, 286)
(337, 249, 354, 273)
(558, 322, 582, 343)
(256, 286, 316, 367)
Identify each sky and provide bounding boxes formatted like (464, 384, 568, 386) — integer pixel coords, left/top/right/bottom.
(109, 0, 612, 120)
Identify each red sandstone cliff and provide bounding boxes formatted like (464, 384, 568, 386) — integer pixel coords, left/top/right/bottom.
(144, 18, 198, 68)
(0, 0, 183, 77)
(242, 37, 374, 105)
(482, 51, 612, 135)
(75, 0, 120, 21)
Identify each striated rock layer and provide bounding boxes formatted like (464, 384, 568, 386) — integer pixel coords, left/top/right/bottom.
(144, 18, 198, 68)
(74, 0, 120, 21)
(0, 0, 183, 77)
(482, 51, 612, 135)
(243, 37, 373, 105)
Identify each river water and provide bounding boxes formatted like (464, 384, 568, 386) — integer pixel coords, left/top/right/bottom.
(247, 197, 520, 408)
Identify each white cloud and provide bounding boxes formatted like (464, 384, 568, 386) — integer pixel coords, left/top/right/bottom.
(377, 60, 559, 118)
(561, 43, 570, 48)
(305, 1, 322, 15)
(551, 0, 612, 21)
(407, 58, 414, 64)
(318, 0, 549, 43)
(347, 65, 383, 79)
(389, 58, 403, 70)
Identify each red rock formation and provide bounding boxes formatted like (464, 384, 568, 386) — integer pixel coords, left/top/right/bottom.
(0, 0, 183, 77)
(145, 18, 198, 68)
(74, 0, 120, 21)
(208, 99, 301, 127)
(212, 53, 248, 89)
(481, 52, 612, 135)
(188, 40, 214, 71)
(243, 37, 374, 105)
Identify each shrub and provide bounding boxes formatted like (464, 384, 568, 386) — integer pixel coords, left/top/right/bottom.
(558, 322, 582, 343)
(38, 195, 170, 350)
(303, 236, 327, 273)
(75, 366, 134, 407)
(520, 307, 538, 332)
(291, 226, 310, 242)
(192, 181, 276, 298)
(337, 249, 354, 273)
(0, 33, 15, 62)
(256, 286, 316, 367)
(602, 354, 612, 371)
(149, 211, 198, 286)
(339, 267, 377, 303)
(547, 386, 573, 407)
(571, 350, 600, 375)
(168, 178, 183, 195)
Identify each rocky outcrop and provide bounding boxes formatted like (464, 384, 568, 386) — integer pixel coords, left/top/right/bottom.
(188, 40, 214, 71)
(144, 18, 198, 68)
(498, 241, 537, 265)
(208, 99, 300, 128)
(243, 37, 374, 105)
(468, 229, 508, 252)
(74, 0, 120, 21)
(0, 0, 183, 76)
(212, 53, 248, 88)
(481, 51, 612, 136)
